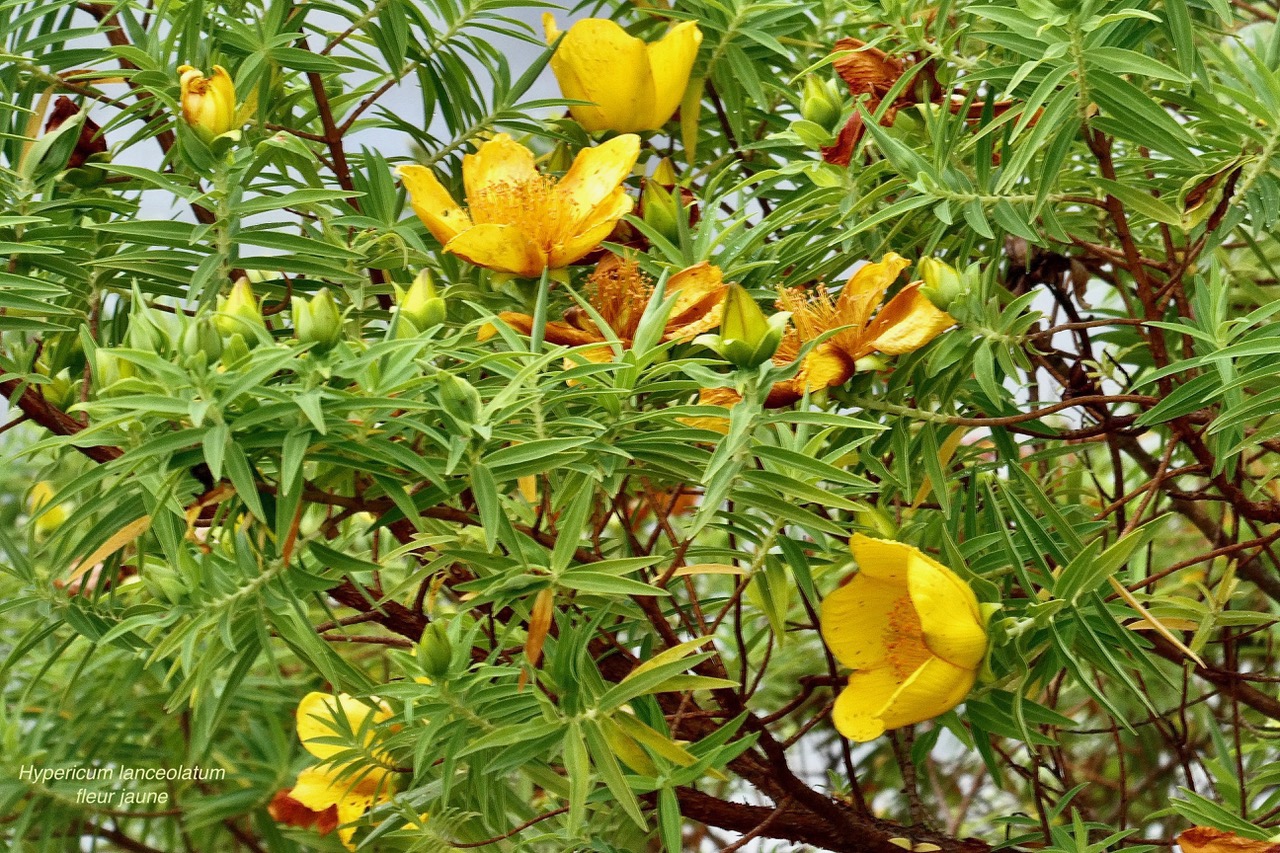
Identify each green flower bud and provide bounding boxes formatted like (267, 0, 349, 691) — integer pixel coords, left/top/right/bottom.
(436, 370, 482, 424)
(546, 141, 574, 173)
(220, 332, 251, 369)
(801, 75, 842, 131)
(94, 349, 134, 391)
(292, 288, 343, 352)
(141, 560, 188, 604)
(215, 277, 266, 341)
(652, 157, 678, 188)
(37, 366, 74, 410)
(641, 179, 681, 243)
(918, 257, 966, 311)
(181, 315, 224, 362)
(127, 290, 171, 354)
(853, 353, 889, 373)
(418, 621, 453, 678)
(394, 270, 447, 333)
(697, 284, 790, 368)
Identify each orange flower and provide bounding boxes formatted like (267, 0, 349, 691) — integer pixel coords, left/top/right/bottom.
(1177, 828, 1280, 853)
(489, 254, 726, 361)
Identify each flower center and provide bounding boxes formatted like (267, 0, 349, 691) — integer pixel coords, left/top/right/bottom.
(468, 176, 576, 249)
(588, 258, 652, 339)
(883, 596, 931, 680)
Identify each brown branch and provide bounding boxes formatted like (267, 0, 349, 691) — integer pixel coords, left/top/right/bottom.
(672, 788, 991, 853)
(1146, 633, 1280, 721)
(0, 378, 121, 463)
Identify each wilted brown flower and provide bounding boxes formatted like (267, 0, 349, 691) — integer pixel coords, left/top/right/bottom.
(1177, 828, 1280, 853)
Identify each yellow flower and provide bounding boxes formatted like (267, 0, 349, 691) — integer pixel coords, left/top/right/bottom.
(820, 534, 988, 742)
(286, 692, 396, 850)
(398, 134, 640, 278)
(490, 254, 725, 360)
(543, 15, 703, 134)
(767, 252, 955, 406)
(687, 253, 954, 420)
(28, 481, 70, 538)
(176, 65, 238, 140)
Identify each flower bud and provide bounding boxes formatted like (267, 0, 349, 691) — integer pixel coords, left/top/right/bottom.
(221, 333, 251, 369)
(918, 257, 966, 311)
(641, 179, 681, 243)
(177, 64, 238, 141)
(546, 141, 574, 173)
(181, 314, 224, 362)
(436, 371, 482, 424)
(699, 284, 789, 368)
(394, 270, 446, 333)
(417, 621, 453, 678)
(127, 292, 170, 354)
(37, 365, 73, 410)
(853, 353, 889, 373)
(215, 278, 266, 341)
(801, 75, 842, 131)
(141, 560, 188, 604)
(292, 288, 343, 352)
(94, 349, 135, 391)
(652, 157, 678, 187)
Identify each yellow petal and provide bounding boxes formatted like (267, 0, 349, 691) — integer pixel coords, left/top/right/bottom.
(208, 65, 237, 135)
(496, 311, 606, 347)
(875, 655, 976, 732)
(289, 764, 346, 812)
(677, 387, 740, 433)
(645, 22, 703, 129)
(444, 224, 547, 278)
(292, 764, 393, 851)
(838, 252, 911, 333)
(865, 281, 955, 355)
(334, 770, 395, 851)
(848, 532, 914, 583)
(906, 551, 987, 670)
(558, 134, 640, 228)
(832, 667, 900, 741)
(550, 20, 654, 133)
(665, 262, 726, 338)
(548, 187, 633, 269)
(462, 134, 539, 205)
(296, 692, 392, 761)
(798, 341, 855, 391)
(541, 12, 561, 43)
(399, 165, 471, 245)
(820, 567, 909, 671)
(833, 654, 976, 742)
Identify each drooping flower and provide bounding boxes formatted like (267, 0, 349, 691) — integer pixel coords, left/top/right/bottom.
(543, 15, 703, 134)
(398, 134, 640, 278)
(489, 254, 725, 361)
(279, 692, 396, 850)
(820, 534, 989, 742)
(176, 65, 238, 140)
